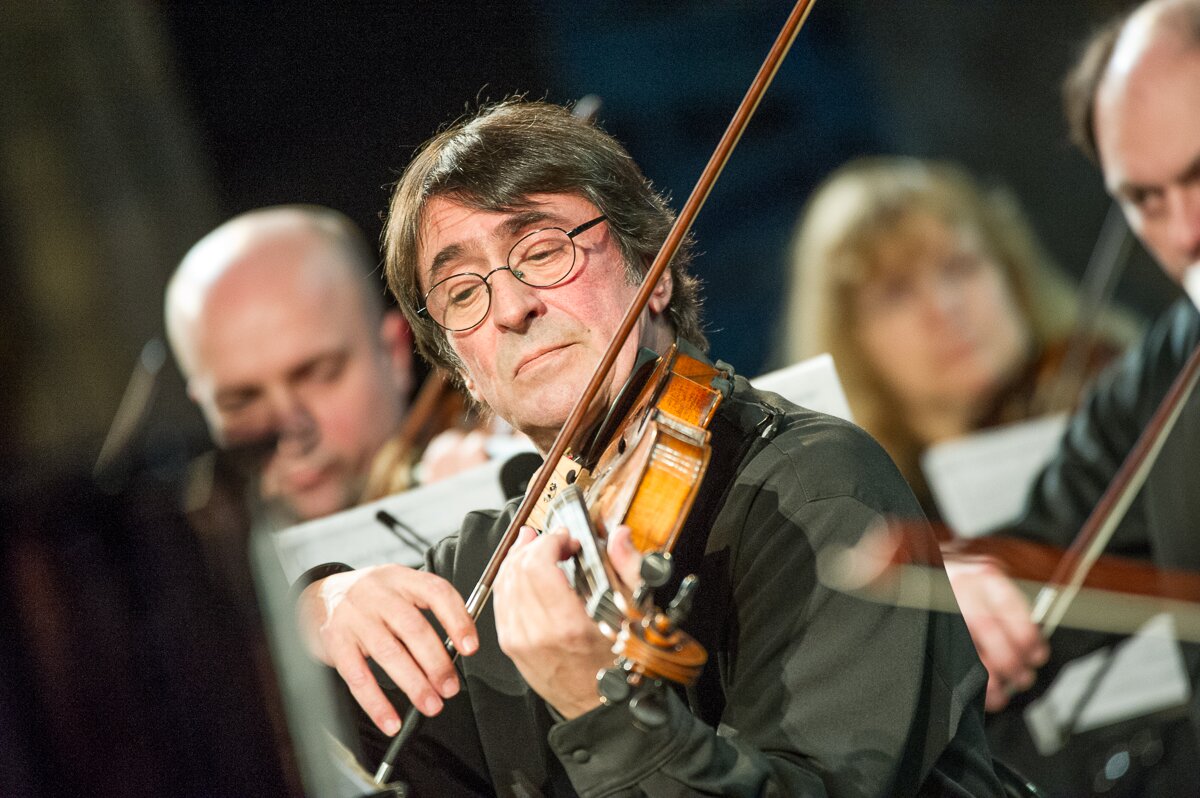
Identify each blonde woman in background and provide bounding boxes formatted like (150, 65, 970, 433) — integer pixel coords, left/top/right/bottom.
(781, 157, 1135, 517)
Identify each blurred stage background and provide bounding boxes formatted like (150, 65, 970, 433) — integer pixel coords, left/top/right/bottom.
(0, 2, 1177, 796)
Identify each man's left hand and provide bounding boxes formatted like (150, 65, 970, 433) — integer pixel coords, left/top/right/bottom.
(493, 524, 641, 718)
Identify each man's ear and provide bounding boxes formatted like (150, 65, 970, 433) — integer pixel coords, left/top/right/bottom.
(458, 369, 483, 404)
(184, 375, 226, 443)
(646, 264, 674, 315)
(379, 309, 414, 397)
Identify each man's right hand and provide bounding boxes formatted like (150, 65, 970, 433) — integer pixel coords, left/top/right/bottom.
(296, 565, 478, 735)
(943, 553, 1050, 711)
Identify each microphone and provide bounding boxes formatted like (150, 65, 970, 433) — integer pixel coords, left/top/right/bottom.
(94, 339, 167, 491)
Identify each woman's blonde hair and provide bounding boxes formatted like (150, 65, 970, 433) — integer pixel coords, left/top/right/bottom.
(781, 157, 1133, 493)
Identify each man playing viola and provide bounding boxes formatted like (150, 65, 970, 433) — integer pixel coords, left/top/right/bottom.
(298, 100, 1003, 796)
(947, 0, 1200, 793)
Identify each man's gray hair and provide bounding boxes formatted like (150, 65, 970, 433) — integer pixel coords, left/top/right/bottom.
(383, 99, 706, 373)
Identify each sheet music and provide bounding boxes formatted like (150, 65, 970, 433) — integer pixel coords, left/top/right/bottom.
(1024, 613, 1190, 756)
(921, 413, 1069, 538)
(1185, 263, 1200, 312)
(752, 353, 854, 423)
(271, 457, 510, 582)
(273, 353, 853, 582)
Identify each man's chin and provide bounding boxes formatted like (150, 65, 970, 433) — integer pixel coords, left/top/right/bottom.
(514, 399, 614, 454)
(505, 356, 633, 449)
(273, 482, 353, 523)
(512, 414, 571, 453)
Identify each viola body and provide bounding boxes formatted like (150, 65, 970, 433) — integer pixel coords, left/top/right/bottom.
(528, 344, 726, 687)
(584, 345, 724, 555)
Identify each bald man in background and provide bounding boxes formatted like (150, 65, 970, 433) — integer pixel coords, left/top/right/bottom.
(946, 1, 1200, 793)
(166, 205, 413, 523)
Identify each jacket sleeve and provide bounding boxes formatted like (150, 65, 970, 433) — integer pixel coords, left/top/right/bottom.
(1015, 301, 1197, 556)
(349, 513, 501, 796)
(548, 423, 999, 797)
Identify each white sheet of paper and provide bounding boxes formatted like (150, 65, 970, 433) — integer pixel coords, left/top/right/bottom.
(752, 353, 854, 423)
(274, 353, 851, 582)
(271, 457, 509, 582)
(1184, 263, 1200, 312)
(1024, 647, 1109, 756)
(1024, 613, 1190, 756)
(921, 413, 1069, 538)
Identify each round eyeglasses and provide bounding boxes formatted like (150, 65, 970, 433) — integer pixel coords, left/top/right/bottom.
(418, 215, 608, 331)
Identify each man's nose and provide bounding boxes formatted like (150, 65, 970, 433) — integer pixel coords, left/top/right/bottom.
(271, 390, 318, 456)
(488, 270, 543, 330)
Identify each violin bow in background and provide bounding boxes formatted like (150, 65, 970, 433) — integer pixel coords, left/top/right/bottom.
(1031, 337, 1200, 636)
(1036, 201, 1134, 416)
(820, 336, 1200, 640)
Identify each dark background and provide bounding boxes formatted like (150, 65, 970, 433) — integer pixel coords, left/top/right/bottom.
(0, 2, 1177, 795)
(1, 0, 1176, 465)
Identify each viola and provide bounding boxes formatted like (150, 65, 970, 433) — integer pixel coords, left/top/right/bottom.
(361, 368, 481, 501)
(526, 343, 726, 695)
(976, 336, 1124, 430)
(948, 535, 1200, 605)
(840, 328, 1200, 643)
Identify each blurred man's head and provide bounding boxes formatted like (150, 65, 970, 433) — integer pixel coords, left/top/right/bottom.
(1065, 0, 1200, 283)
(166, 206, 412, 521)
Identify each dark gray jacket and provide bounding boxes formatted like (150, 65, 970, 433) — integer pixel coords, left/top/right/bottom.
(992, 300, 1200, 795)
(364, 371, 1001, 797)
(1018, 299, 1200, 564)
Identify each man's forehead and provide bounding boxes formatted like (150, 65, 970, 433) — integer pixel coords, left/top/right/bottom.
(416, 193, 596, 278)
(1097, 43, 1200, 191)
(419, 193, 590, 236)
(196, 264, 365, 369)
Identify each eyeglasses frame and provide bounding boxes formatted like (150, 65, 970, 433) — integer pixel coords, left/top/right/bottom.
(417, 214, 609, 331)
